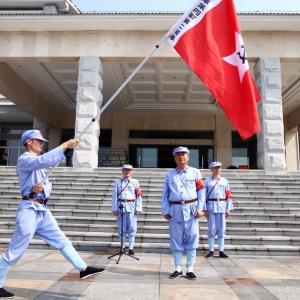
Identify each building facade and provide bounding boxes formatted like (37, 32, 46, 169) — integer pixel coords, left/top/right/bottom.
(0, 0, 299, 171)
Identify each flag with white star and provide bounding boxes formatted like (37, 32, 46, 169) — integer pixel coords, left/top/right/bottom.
(166, 0, 260, 140)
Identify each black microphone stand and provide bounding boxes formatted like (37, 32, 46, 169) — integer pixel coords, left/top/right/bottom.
(108, 203, 139, 264)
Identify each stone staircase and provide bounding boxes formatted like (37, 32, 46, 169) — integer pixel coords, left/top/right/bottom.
(0, 166, 300, 256)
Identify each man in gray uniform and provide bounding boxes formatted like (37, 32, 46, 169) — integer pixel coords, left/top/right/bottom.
(204, 161, 234, 258)
(0, 130, 106, 298)
(162, 146, 206, 280)
(111, 164, 142, 255)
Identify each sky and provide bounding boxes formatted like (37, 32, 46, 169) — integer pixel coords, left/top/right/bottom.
(72, 0, 300, 13)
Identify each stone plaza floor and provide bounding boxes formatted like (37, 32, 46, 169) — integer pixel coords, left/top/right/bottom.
(1, 248, 300, 300)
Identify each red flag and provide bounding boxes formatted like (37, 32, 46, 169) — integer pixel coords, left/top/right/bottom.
(166, 0, 260, 140)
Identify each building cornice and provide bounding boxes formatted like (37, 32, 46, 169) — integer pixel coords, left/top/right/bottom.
(0, 14, 300, 32)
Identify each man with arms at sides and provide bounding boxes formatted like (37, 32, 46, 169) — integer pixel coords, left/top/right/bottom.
(204, 161, 234, 259)
(162, 146, 206, 280)
(0, 130, 106, 299)
(111, 164, 142, 255)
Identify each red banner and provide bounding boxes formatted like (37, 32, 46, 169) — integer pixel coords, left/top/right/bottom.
(167, 0, 260, 140)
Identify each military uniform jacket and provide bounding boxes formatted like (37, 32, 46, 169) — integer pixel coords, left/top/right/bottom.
(111, 177, 142, 213)
(204, 176, 234, 213)
(161, 166, 206, 222)
(16, 146, 66, 212)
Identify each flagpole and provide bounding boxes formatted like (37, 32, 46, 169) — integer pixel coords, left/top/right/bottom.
(29, 36, 167, 195)
(78, 36, 167, 139)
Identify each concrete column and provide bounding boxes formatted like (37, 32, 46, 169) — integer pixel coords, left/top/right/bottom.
(284, 117, 299, 171)
(74, 57, 103, 169)
(215, 115, 232, 168)
(254, 58, 286, 171)
(33, 119, 50, 153)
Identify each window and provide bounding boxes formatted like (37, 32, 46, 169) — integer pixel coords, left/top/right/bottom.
(0, 124, 32, 166)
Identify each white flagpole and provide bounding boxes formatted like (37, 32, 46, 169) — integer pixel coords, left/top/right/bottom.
(29, 36, 167, 195)
(78, 36, 166, 139)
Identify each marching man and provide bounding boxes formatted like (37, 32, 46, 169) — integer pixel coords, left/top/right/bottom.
(0, 130, 106, 299)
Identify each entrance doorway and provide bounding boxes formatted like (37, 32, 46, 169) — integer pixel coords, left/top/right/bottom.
(129, 145, 213, 169)
(232, 131, 257, 169)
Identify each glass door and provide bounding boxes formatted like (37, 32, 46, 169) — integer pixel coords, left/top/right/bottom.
(129, 145, 213, 168)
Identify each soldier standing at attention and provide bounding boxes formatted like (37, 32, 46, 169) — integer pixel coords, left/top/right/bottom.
(111, 164, 142, 255)
(0, 130, 106, 299)
(162, 146, 206, 280)
(204, 161, 234, 259)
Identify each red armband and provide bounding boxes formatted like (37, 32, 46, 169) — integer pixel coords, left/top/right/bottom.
(135, 187, 142, 196)
(225, 190, 233, 199)
(195, 179, 205, 191)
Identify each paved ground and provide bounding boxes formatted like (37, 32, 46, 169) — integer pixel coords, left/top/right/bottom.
(1, 248, 300, 300)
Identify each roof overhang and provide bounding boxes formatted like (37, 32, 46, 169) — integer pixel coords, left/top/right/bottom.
(0, 0, 80, 14)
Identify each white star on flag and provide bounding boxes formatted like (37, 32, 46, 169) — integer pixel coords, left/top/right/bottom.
(222, 32, 249, 83)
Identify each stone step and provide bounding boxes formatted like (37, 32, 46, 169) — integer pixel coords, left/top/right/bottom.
(0, 171, 279, 176)
(2, 173, 299, 179)
(14, 186, 300, 194)
(1, 221, 300, 237)
(0, 229, 298, 246)
(0, 238, 299, 256)
(2, 204, 300, 217)
(7, 178, 282, 183)
(1, 166, 300, 256)
(3, 173, 300, 181)
(4, 190, 300, 198)
(2, 198, 300, 208)
(2, 174, 300, 181)
(1, 201, 300, 211)
(1, 207, 300, 220)
(1, 214, 300, 228)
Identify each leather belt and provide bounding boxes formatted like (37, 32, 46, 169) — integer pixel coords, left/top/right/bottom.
(22, 196, 48, 205)
(118, 199, 135, 203)
(207, 198, 226, 201)
(170, 199, 197, 205)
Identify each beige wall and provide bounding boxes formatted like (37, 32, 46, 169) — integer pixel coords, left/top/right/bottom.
(284, 117, 299, 171)
(0, 62, 60, 127)
(100, 112, 234, 168)
(111, 113, 128, 149)
(287, 106, 300, 131)
(1, 31, 300, 61)
(0, 63, 78, 133)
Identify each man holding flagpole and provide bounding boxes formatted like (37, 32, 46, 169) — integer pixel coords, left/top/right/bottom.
(0, 130, 106, 298)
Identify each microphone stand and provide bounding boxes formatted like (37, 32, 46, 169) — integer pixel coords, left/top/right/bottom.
(108, 203, 139, 264)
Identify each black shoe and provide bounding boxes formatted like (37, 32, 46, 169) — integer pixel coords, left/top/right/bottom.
(0, 287, 14, 298)
(186, 272, 197, 280)
(205, 251, 214, 258)
(119, 248, 125, 254)
(80, 266, 106, 280)
(219, 251, 228, 258)
(128, 249, 135, 256)
(169, 270, 182, 279)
